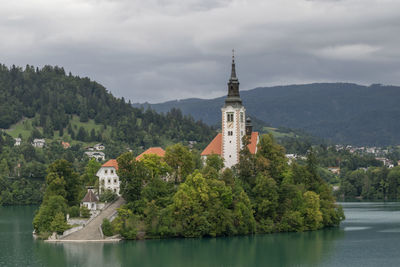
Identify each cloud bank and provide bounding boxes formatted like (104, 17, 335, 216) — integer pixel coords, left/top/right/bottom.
(0, 0, 399, 102)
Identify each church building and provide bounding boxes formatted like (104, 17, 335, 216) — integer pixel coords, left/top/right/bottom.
(201, 53, 259, 168)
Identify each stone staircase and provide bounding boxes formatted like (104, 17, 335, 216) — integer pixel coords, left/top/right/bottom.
(60, 197, 125, 241)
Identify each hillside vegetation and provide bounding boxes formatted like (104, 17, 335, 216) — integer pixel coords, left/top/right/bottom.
(141, 83, 400, 146)
(0, 64, 215, 149)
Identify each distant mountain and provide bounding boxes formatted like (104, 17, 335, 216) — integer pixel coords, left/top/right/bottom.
(135, 83, 400, 146)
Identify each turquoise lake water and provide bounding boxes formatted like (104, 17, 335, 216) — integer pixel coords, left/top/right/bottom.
(2, 202, 400, 266)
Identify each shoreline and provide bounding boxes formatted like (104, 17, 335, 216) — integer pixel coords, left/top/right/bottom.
(45, 239, 121, 243)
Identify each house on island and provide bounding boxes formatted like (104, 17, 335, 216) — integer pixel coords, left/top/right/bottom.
(97, 159, 120, 195)
(201, 53, 259, 168)
(32, 139, 45, 148)
(81, 188, 99, 212)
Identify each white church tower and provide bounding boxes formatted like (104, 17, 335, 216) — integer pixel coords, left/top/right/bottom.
(221, 51, 246, 168)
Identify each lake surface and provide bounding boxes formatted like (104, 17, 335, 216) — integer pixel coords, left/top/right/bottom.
(2, 203, 400, 266)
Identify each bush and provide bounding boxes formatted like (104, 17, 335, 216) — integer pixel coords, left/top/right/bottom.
(111, 207, 138, 239)
(50, 212, 70, 234)
(102, 218, 113, 236)
(68, 206, 80, 218)
(80, 206, 91, 218)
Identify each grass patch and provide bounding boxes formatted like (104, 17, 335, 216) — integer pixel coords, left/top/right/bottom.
(5, 114, 112, 145)
(262, 127, 295, 138)
(5, 117, 37, 139)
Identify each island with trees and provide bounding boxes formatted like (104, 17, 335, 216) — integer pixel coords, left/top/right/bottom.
(32, 134, 344, 239)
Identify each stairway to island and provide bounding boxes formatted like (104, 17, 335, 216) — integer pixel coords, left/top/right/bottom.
(60, 197, 125, 242)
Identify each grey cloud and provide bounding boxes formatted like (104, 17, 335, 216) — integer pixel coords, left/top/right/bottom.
(0, 0, 399, 103)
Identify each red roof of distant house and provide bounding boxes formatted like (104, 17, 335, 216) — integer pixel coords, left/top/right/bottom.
(201, 132, 259, 156)
(102, 159, 118, 170)
(136, 147, 165, 161)
(201, 133, 222, 156)
(62, 141, 70, 149)
(82, 189, 99, 203)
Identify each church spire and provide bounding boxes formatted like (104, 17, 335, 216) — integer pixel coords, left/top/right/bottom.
(231, 49, 237, 79)
(225, 49, 242, 106)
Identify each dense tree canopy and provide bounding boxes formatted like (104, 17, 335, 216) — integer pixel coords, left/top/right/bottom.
(111, 134, 344, 240)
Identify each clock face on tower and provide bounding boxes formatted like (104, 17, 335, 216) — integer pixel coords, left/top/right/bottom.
(227, 122, 234, 128)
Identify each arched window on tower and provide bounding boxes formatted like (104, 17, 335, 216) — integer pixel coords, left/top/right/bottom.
(227, 113, 234, 122)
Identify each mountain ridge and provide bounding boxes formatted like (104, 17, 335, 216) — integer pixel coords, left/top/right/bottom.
(134, 82, 400, 146)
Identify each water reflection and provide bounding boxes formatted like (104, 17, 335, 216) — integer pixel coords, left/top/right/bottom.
(33, 228, 344, 267)
(33, 242, 122, 267)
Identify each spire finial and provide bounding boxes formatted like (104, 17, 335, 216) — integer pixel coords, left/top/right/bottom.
(230, 49, 237, 79)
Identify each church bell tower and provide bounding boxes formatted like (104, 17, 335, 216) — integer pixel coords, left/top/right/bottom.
(221, 50, 246, 168)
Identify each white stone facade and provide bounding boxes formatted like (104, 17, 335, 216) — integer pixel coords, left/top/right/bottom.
(82, 201, 97, 211)
(97, 166, 120, 195)
(221, 105, 246, 168)
(85, 151, 105, 161)
(14, 138, 21, 146)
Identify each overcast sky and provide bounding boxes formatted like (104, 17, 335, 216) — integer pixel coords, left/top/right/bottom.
(1, 0, 399, 103)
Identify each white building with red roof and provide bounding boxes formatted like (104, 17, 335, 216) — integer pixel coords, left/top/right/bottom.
(201, 53, 259, 168)
(97, 159, 120, 196)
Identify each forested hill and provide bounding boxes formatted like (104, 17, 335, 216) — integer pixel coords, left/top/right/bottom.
(0, 64, 214, 148)
(137, 83, 400, 146)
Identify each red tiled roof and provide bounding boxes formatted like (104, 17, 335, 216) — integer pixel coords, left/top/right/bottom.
(82, 190, 99, 203)
(136, 147, 165, 161)
(201, 132, 259, 156)
(62, 141, 70, 149)
(248, 132, 259, 154)
(102, 159, 118, 170)
(201, 133, 222, 156)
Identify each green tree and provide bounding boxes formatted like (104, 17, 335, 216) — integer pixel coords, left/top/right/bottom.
(112, 206, 138, 239)
(0, 159, 9, 176)
(164, 143, 195, 184)
(205, 154, 224, 172)
(50, 212, 69, 234)
(252, 174, 279, 232)
(76, 126, 88, 141)
(117, 152, 150, 202)
(81, 158, 101, 187)
(102, 218, 113, 236)
(80, 206, 91, 218)
(47, 160, 81, 206)
(302, 191, 323, 230)
(167, 171, 235, 237)
(140, 154, 172, 180)
(33, 195, 68, 233)
(237, 135, 257, 190)
(255, 134, 288, 183)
